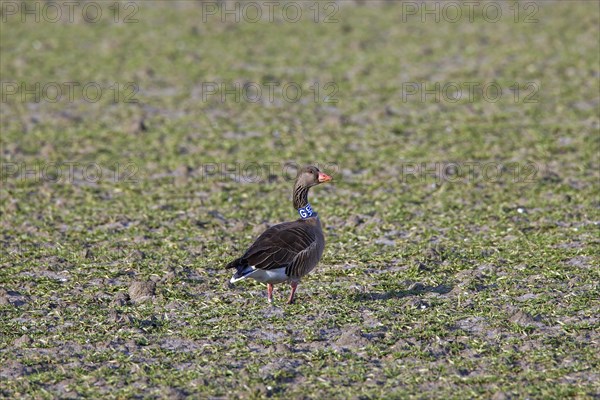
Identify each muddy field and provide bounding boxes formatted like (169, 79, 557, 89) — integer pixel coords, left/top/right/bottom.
(1, 1, 599, 398)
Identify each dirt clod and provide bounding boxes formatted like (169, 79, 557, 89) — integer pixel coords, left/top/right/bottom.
(334, 327, 369, 349)
(128, 281, 156, 303)
(111, 292, 130, 307)
(14, 335, 32, 347)
(509, 310, 538, 326)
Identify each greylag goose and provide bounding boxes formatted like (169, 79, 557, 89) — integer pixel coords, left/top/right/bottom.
(227, 166, 332, 304)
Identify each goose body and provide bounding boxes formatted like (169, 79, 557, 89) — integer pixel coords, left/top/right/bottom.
(226, 166, 331, 303)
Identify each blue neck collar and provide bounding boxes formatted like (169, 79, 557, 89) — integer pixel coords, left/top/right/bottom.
(298, 203, 316, 219)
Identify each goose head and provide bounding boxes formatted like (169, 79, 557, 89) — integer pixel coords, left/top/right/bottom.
(295, 165, 332, 188)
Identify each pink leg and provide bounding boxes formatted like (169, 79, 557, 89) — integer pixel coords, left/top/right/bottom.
(267, 283, 273, 303)
(287, 281, 298, 304)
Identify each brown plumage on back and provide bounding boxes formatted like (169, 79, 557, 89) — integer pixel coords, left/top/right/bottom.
(227, 165, 332, 304)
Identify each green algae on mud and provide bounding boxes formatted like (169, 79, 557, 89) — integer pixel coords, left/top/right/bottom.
(1, 2, 599, 399)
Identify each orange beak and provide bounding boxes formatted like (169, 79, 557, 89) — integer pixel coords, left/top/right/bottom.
(318, 172, 332, 183)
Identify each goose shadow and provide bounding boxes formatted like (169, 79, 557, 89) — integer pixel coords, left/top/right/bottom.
(348, 283, 453, 302)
